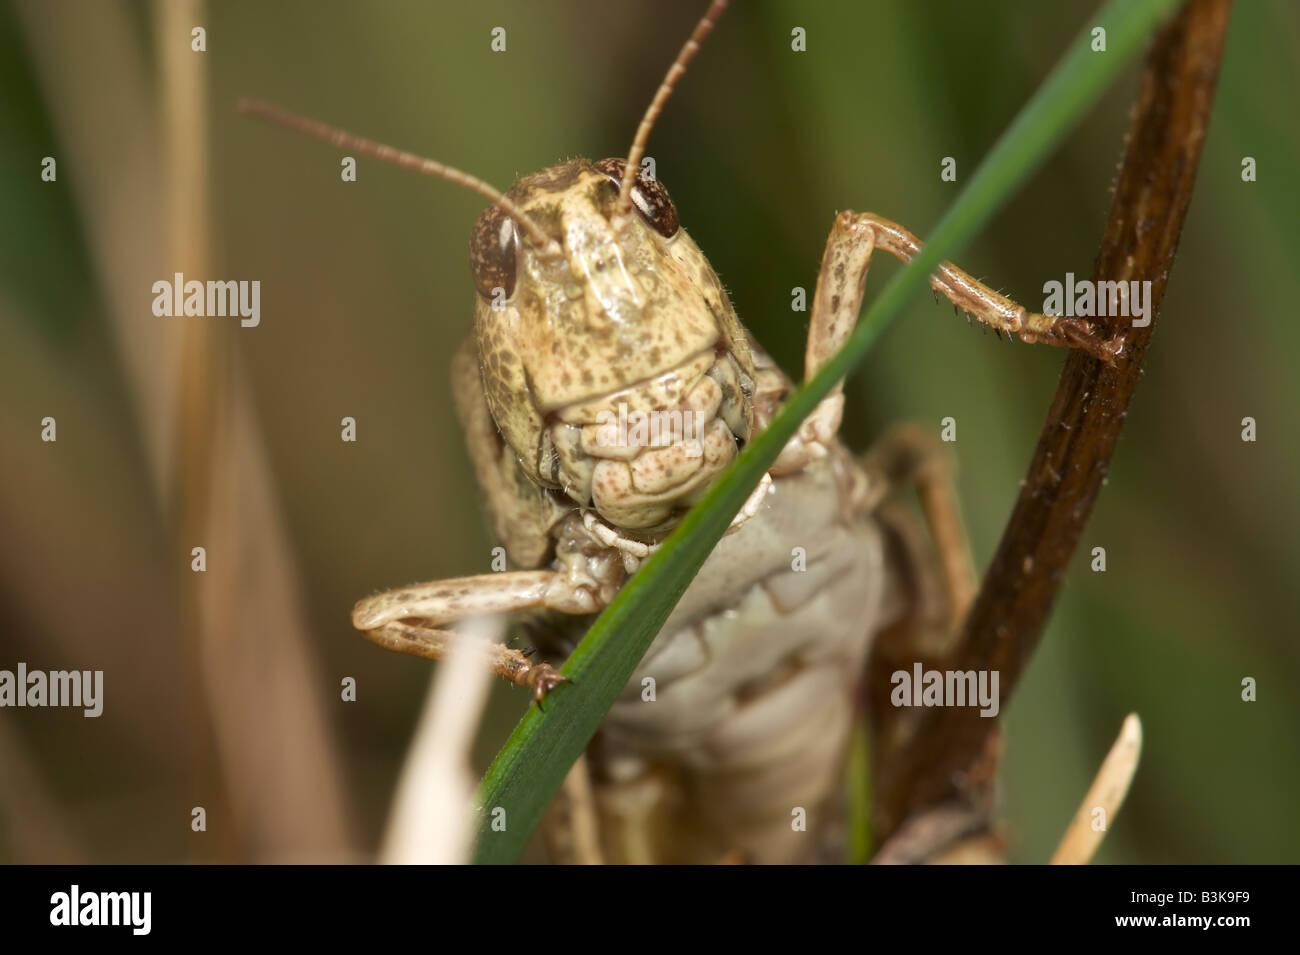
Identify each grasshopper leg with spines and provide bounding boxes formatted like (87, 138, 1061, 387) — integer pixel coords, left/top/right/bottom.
(773, 210, 1122, 477)
(353, 573, 587, 703)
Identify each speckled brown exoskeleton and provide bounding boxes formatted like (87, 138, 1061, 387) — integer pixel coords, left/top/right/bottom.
(241, 0, 1119, 864)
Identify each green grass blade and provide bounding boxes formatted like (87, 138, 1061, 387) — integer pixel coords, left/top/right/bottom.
(846, 719, 873, 864)
(472, 0, 1179, 865)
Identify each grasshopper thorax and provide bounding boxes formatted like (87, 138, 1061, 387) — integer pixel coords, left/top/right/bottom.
(469, 158, 756, 531)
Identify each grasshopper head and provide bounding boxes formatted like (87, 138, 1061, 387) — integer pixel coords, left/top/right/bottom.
(469, 158, 756, 531)
(240, 4, 740, 534)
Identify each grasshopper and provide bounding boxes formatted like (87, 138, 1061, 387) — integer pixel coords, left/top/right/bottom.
(244, 0, 1119, 864)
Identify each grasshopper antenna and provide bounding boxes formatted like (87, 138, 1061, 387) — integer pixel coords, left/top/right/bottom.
(238, 98, 553, 248)
(615, 0, 729, 217)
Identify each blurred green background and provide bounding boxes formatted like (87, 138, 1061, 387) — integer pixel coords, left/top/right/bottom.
(1, 0, 1296, 863)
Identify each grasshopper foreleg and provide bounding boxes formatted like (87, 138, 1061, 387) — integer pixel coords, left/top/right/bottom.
(814, 212, 1122, 367)
(353, 570, 603, 702)
(363, 621, 567, 703)
(775, 211, 1122, 474)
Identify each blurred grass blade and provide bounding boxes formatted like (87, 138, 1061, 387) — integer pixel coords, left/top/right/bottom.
(472, 0, 1179, 865)
(846, 719, 873, 864)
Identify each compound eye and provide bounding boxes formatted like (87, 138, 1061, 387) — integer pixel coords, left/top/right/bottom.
(594, 157, 679, 238)
(468, 204, 519, 300)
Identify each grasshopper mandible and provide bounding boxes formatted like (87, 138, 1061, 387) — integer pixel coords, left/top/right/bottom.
(243, 0, 1119, 864)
